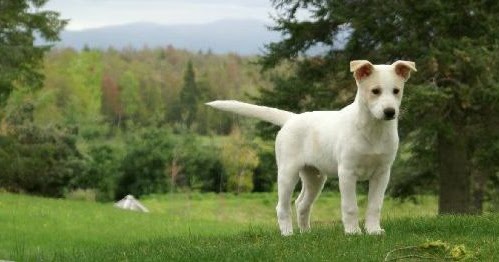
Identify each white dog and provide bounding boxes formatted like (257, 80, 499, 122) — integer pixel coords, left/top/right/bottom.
(206, 60, 416, 236)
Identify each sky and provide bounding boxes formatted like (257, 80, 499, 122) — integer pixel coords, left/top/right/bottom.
(44, 0, 276, 30)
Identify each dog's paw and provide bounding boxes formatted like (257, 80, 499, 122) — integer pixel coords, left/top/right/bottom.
(365, 227, 385, 235)
(299, 226, 311, 234)
(344, 225, 362, 235)
(279, 223, 294, 236)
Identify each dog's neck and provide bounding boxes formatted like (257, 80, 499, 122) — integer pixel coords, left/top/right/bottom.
(353, 91, 397, 140)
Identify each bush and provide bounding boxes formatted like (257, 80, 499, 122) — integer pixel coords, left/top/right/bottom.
(0, 102, 86, 197)
(172, 133, 226, 192)
(81, 144, 123, 201)
(115, 127, 175, 199)
(252, 139, 276, 192)
(115, 128, 227, 198)
(220, 128, 259, 194)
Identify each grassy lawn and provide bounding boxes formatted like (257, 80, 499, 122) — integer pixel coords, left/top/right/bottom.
(0, 192, 497, 261)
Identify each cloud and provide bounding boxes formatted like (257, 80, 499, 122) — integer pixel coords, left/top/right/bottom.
(83, 0, 269, 7)
(45, 0, 274, 30)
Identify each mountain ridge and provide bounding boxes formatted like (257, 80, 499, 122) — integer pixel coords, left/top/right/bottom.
(54, 19, 280, 55)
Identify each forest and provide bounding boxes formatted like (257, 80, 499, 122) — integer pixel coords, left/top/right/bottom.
(1, 0, 498, 215)
(0, 46, 280, 201)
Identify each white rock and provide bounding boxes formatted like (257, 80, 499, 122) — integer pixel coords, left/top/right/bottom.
(114, 195, 149, 212)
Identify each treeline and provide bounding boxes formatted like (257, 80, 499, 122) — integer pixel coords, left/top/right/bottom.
(0, 46, 276, 200)
(40, 46, 270, 134)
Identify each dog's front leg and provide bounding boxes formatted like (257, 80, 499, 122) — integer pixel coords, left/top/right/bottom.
(365, 170, 390, 235)
(338, 168, 362, 235)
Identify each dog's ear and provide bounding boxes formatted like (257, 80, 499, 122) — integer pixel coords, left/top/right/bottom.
(350, 60, 374, 81)
(392, 60, 417, 81)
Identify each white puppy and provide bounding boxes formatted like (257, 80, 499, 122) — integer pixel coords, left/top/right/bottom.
(206, 60, 416, 236)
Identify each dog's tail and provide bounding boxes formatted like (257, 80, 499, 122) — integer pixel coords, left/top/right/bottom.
(206, 100, 295, 126)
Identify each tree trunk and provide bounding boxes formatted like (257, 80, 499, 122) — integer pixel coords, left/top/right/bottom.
(437, 127, 473, 214)
(470, 169, 488, 214)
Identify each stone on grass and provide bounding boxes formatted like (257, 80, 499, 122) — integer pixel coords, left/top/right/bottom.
(114, 195, 149, 212)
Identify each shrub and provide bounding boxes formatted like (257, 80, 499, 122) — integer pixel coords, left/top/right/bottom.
(220, 128, 259, 194)
(81, 143, 123, 201)
(252, 139, 276, 192)
(0, 102, 86, 197)
(115, 127, 175, 198)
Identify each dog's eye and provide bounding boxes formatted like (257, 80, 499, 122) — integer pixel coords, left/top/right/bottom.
(371, 88, 381, 95)
(393, 88, 400, 95)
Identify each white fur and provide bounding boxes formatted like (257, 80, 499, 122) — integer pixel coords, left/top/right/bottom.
(205, 100, 295, 126)
(207, 60, 416, 236)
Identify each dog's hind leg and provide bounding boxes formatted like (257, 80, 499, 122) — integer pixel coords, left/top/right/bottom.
(295, 167, 326, 233)
(276, 164, 300, 236)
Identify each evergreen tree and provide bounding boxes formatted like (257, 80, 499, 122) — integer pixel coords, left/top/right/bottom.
(178, 60, 199, 127)
(258, 0, 499, 214)
(0, 0, 66, 108)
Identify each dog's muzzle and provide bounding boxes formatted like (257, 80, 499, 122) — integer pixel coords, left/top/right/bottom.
(383, 108, 396, 120)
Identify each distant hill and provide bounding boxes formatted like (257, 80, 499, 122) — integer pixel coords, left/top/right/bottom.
(54, 19, 281, 55)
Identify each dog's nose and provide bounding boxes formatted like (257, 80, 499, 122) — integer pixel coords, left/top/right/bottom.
(383, 108, 396, 119)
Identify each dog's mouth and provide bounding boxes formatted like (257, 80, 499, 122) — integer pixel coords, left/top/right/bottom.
(383, 116, 396, 121)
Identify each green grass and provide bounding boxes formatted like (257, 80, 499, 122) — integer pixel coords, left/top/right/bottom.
(1, 192, 497, 261)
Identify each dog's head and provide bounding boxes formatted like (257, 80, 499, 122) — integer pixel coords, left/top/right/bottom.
(350, 60, 416, 121)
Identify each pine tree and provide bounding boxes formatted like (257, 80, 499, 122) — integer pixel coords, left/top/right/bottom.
(178, 60, 199, 127)
(0, 0, 66, 108)
(259, 0, 499, 214)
